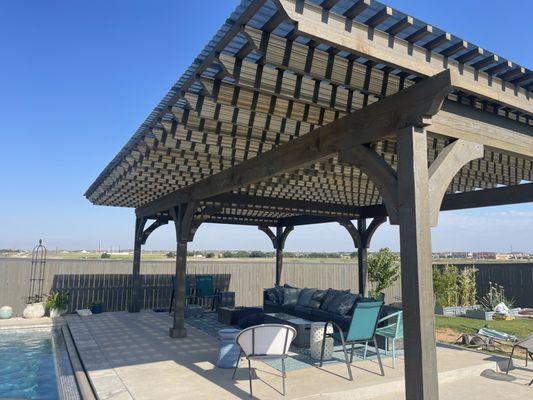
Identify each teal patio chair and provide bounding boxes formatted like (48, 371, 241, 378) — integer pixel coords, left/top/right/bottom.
(371, 310, 403, 368)
(195, 275, 220, 310)
(319, 300, 384, 380)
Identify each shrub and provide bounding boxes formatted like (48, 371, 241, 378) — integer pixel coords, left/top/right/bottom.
(101, 252, 111, 259)
(367, 248, 400, 299)
(166, 251, 176, 258)
(45, 291, 69, 311)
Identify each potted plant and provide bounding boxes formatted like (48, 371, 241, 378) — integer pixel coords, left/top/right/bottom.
(45, 291, 69, 318)
(368, 248, 400, 301)
(90, 301, 104, 314)
(22, 296, 46, 319)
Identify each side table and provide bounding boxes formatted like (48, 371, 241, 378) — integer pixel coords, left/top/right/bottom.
(310, 322, 334, 360)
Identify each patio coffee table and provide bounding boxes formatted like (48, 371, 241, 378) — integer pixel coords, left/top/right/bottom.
(264, 313, 312, 348)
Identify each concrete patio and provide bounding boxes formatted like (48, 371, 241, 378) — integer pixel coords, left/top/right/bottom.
(65, 311, 532, 399)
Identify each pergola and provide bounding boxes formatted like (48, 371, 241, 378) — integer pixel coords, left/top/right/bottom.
(86, 1, 533, 398)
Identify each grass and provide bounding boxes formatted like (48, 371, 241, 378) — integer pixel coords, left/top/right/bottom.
(436, 315, 533, 340)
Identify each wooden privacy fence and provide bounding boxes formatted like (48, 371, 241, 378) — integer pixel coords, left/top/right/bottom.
(0, 259, 378, 316)
(1, 259, 531, 316)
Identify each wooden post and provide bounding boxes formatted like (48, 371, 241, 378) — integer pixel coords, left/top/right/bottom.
(169, 203, 196, 338)
(397, 126, 439, 400)
(357, 219, 369, 296)
(275, 226, 283, 286)
(129, 217, 145, 313)
(169, 239, 188, 338)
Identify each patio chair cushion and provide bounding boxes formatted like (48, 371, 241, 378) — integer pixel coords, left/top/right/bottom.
(308, 289, 327, 309)
(332, 292, 359, 316)
(282, 287, 301, 306)
(297, 288, 317, 307)
(320, 289, 350, 311)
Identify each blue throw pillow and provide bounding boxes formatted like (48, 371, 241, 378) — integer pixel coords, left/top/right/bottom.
(297, 288, 317, 307)
(308, 289, 327, 309)
(333, 293, 359, 316)
(282, 287, 301, 306)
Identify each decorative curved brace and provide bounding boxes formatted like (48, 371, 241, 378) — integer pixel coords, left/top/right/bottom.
(338, 217, 387, 295)
(339, 145, 400, 224)
(259, 225, 294, 285)
(365, 217, 387, 247)
(141, 219, 169, 245)
(258, 225, 277, 248)
(428, 139, 484, 226)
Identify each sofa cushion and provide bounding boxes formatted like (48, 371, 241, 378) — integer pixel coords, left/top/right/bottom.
(294, 305, 314, 316)
(265, 288, 278, 303)
(297, 288, 317, 307)
(320, 289, 349, 311)
(308, 308, 332, 321)
(331, 292, 358, 316)
(282, 287, 301, 306)
(307, 289, 326, 309)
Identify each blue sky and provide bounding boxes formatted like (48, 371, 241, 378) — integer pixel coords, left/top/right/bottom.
(1, 0, 531, 252)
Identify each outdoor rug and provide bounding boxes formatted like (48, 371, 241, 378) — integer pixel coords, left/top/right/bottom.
(177, 311, 401, 372)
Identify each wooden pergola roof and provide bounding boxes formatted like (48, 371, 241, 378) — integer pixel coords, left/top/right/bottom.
(85, 0, 533, 227)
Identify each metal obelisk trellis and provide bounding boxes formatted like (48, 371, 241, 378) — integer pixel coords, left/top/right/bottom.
(28, 239, 47, 303)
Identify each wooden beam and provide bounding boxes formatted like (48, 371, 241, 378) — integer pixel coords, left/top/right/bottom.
(275, 0, 532, 114)
(136, 70, 454, 217)
(206, 193, 360, 217)
(386, 16, 414, 36)
(431, 101, 533, 159)
(364, 6, 392, 28)
(358, 183, 533, 218)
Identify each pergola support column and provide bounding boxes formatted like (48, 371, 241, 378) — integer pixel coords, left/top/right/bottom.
(259, 225, 294, 286)
(169, 202, 198, 339)
(396, 127, 439, 400)
(339, 217, 386, 296)
(128, 216, 147, 313)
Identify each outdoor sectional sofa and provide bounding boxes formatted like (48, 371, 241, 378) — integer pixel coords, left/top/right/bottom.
(263, 285, 401, 346)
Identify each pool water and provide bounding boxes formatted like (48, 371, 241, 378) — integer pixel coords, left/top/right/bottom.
(0, 329, 59, 400)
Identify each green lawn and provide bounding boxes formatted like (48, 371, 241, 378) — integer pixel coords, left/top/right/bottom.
(436, 315, 533, 340)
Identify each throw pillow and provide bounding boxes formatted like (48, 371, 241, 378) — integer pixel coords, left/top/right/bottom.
(282, 287, 301, 306)
(274, 285, 285, 304)
(308, 289, 327, 309)
(265, 288, 278, 303)
(297, 288, 317, 307)
(320, 289, 349, 311)
(333, 293, 358, 316)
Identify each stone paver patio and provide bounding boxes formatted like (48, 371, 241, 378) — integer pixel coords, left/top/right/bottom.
(64, 311, 532, 399)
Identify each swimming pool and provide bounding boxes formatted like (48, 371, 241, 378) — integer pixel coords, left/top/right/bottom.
(0, 329, 60, 399)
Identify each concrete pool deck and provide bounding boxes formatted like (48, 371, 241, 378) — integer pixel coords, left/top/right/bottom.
(61, 310, 532, 399)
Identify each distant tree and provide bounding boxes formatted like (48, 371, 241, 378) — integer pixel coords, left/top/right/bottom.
(222, 251, 234, 258)
(249, 251, 266, 258)
(206, 252, 215, 259)
(101, 252, 111, 259)
(166, 252, 176, 258)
